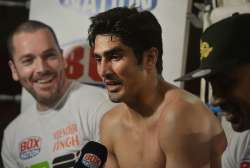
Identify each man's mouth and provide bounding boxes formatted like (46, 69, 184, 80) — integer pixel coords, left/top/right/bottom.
(34, 75, 56, 88)
(104, 80, 122, 92)
(223, 112, 238, 123)
(218, 99, 249, 132)
(36, 77, 54, 84)
(223, 111, 246, 131)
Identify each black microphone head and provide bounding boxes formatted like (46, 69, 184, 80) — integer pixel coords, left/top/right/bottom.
(75, 141, 108, 168)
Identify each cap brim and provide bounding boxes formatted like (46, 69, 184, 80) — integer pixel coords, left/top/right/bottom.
(174, 68, 212, 81)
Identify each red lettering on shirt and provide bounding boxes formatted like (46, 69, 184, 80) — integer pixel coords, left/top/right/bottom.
(53, 134, 80, 152)
(241, 162, 250, 168)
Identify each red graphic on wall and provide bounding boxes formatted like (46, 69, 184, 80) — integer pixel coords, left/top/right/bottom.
(65, 45, 101, 82)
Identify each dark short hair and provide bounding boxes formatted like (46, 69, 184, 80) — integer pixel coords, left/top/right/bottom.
(88, 7, 163, 75)
(7, 20, 60, 59)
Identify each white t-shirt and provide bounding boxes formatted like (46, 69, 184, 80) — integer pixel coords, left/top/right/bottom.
(222, 130, 250, 168)
(1, 81, 115, 168)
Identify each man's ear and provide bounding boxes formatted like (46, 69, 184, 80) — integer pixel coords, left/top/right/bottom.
(143, 47, 158, 70)
(9, 60, 19, 81)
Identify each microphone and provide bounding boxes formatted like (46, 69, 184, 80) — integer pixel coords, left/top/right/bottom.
(74, 141, 108, 168)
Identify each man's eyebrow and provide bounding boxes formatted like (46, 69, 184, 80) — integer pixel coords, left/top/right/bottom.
(18, 53, 34, 61)
(99, 47, 124, 57)
(93, 46, 124, 59)
(42, 48, 58, 55)
(14, 51, 35, 62)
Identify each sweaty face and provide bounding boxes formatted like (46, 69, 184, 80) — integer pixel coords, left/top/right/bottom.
(93, 35, 146, 103)
(9, 29, 68, 108)
(209, 65, 250, 132)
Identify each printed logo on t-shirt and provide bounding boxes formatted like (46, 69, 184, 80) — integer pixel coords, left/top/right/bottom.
(19, 136, 41, 160)
(52, 123, 80, 152)
(240, 161, 250, 168)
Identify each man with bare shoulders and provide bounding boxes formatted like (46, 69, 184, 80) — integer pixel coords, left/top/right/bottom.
(88, 7, 226, 168)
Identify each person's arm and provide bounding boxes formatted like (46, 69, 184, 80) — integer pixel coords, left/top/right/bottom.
(104, 150, 120, 168)
(100, 110, 120, 168)
(210, 128, 227, 168)
(159, 95, 226, 168)
(1, 132, 19, 168)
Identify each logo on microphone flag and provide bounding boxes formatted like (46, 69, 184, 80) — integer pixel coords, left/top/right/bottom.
(82, 153, 101, 168)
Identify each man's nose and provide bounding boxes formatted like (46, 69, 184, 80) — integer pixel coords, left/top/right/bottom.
(98, 59, 111, 78)
(36, 58, 48, 73)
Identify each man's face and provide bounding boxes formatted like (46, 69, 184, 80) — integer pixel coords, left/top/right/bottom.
(209, 65, 250, 132)
(9, 29, 67, 106)
(93, 35, 147, 103)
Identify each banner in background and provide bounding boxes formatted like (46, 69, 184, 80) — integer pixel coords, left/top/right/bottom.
(22, 0, 191, 112)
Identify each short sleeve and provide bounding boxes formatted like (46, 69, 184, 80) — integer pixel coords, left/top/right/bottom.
(1, 130, 19, 168)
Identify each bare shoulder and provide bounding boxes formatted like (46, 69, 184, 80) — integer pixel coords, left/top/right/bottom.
(159, 88, 223, 140)
(161, 88, 207, 119)
(157, 85, 226, 167)
(100, 103, 127, 146)
(101, 103, 126, 130)
(159, 88, 226, 163)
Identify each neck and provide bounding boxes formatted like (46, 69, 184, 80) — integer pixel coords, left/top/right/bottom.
(126, 78, 171, 118)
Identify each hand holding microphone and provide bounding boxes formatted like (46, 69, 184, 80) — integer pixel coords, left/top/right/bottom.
(74, 141, 108, 168)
